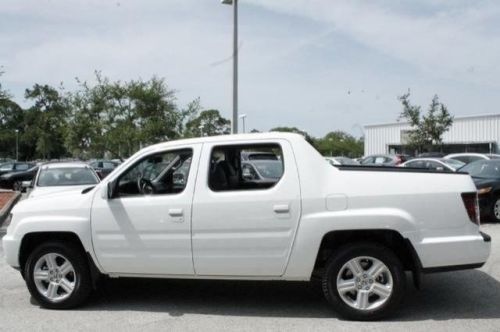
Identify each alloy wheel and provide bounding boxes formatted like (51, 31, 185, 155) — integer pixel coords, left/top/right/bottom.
(336, 256, 393, 311)
(33, 253, 77, 303)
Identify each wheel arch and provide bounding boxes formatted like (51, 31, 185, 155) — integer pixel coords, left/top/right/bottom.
(18, 231, 102, 287)
(313, 229, 422, 288)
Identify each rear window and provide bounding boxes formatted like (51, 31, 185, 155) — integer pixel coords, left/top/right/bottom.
(37, 167, 99, 187)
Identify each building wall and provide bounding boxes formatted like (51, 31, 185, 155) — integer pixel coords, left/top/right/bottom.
(364, 114, 500, 155)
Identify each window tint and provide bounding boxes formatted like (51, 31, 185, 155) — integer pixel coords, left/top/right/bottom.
(0, 163, 13, 171)
(15, 163, 30, 171)
(209, 144, 283, 191)
(103, 162, 116, 169)
(116, 149, 192, 197)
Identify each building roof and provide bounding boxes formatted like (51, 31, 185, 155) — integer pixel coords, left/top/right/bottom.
(364, 113, 500, 129)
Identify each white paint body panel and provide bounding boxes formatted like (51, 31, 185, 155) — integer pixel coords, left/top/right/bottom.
(2, 132, 491, 281)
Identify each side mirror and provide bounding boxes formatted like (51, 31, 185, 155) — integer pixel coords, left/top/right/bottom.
(21, 181, 32, 189)
(107, 181, 116, 199)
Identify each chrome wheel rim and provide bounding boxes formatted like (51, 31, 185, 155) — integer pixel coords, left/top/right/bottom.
(33, 253, 76, 302)
(336, 256, 393, 311)
(494, 199, 500, 220)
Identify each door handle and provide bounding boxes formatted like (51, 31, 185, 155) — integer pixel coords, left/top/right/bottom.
(273, 204, 290, 214)
(168, 208, 184, 217)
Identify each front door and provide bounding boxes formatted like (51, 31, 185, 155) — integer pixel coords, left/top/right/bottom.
(91, 144, 200, 275)
(191, 140, 301, 276)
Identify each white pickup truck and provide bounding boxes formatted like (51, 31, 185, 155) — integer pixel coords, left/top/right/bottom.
(2, 133, 491, 320)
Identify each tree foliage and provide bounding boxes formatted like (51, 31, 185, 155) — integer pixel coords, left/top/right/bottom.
(184, 109, 230, 137)
(398, 91, 453, 152)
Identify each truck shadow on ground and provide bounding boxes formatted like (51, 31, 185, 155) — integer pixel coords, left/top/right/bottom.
(72, 269, 500, 321)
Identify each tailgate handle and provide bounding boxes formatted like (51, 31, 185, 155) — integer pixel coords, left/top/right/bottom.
(168, 208, 184, 217)
(273, 204, 290, 214)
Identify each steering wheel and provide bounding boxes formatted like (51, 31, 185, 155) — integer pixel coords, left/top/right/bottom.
(136, 175, 155, 195)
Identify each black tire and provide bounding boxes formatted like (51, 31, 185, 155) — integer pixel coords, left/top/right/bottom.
(322, 242, 406, 321)
(491, 196, 500, 223)
(24, 241, 92, 309)
(13, 181, 21, 192)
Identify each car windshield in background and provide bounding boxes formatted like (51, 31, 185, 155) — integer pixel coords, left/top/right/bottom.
(460, 161, 500, 179)
(443, 159, 465, 168)
(252, 160, 283, 179)
(37, 167, 99, 187)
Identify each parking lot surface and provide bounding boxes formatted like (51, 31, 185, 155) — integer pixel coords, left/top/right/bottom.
(0, 223, 499, 332)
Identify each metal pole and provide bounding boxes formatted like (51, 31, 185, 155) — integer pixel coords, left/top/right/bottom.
(15, 130, 19, 161)
(232, 0, 238, 134)
(242, 116, 246, 133)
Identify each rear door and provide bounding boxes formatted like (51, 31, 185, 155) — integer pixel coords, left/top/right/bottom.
(191, 139, 301, 276)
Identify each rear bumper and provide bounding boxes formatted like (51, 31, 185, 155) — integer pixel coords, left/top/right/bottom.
(414, 231, 491, 270)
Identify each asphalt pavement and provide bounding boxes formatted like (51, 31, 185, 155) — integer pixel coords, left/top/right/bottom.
(0, 223, 499, 331)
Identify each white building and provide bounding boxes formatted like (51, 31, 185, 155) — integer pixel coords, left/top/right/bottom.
(364, 113, 500, 156)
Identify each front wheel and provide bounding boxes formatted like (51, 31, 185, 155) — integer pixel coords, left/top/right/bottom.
(322, 242, 406, 321)
(24, 242, 92, 309)
(492, 196, 500, 222)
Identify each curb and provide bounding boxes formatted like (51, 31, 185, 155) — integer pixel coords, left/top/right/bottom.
(0, 191, 21, 229)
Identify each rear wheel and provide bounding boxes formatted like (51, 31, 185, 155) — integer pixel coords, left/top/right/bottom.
(322, 242, 406, 321)
(24, 242, 92, 309)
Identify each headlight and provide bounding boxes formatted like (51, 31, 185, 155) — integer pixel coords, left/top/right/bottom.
(3, 213, 12, 227)
(477, 187, 492, 195)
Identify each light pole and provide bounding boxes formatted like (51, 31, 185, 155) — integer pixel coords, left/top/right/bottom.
(15, 129, 19, 161)
(221, 0, 238, 134)
(239, 114, 247, 133)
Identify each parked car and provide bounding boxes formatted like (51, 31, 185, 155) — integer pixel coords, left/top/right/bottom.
(28, 162, 100, 198)
(2, 133, 490, 320)
(459, 159, 500, 222)
(325, 156, 359, 166)
(241, 160, 284, 185)
(444, 153, 500, 165)
(359, 154, 409, 166)
(89, 160, 120, 179)
(417, 152, 446, 158)
(0, 161, 35, 177)
(401, 158, 465, 172)
(0, 164, 40, 191)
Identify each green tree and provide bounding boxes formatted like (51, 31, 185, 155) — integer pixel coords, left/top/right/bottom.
(315, 131, 363, 157)
(67, 73, 200, 159)
(24, 84, 69, 159)
(184, 109, 230, 137)
(0, 73, 25, 159)
(398, 91, 453, 152)
(269, 126, 316, 145)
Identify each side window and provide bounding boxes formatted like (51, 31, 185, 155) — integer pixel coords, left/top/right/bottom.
(0, 163, 13, 171)
(209, 144, 284, 191)
(374, 157, 386, 164)
(361, 157, 373, 165)
(15, 163, 30, 171)
(115, 149, 193, 197)
(103, 162, 116, 169)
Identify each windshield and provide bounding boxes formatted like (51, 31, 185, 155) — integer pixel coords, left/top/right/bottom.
(443, 159, 465, 168)
(37, 167, 100, 187)
(251, 161, 283, 179)
(460, 161, 500, 179)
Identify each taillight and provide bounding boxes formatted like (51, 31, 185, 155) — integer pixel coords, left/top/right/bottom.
(461, 192, 480, 225)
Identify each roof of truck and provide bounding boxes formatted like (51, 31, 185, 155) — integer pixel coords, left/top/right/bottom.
(146, 132, 306, 150)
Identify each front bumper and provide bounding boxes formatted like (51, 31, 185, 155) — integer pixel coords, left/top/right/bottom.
(2, 234, 21, 268)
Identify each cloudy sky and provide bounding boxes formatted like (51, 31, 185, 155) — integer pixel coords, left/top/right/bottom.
(1, 0, 499, 137)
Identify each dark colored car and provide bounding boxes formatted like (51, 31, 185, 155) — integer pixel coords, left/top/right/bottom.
(360, 154, 409, 166)
(0, 162, 35, 177)
(460, 159, 500, 222)
(89, 160, 120, 179)
(0, 164, 39, 191)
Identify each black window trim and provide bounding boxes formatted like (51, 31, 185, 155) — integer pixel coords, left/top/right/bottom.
(113, 147, 194, 199)
(207, 142, 285, 193)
